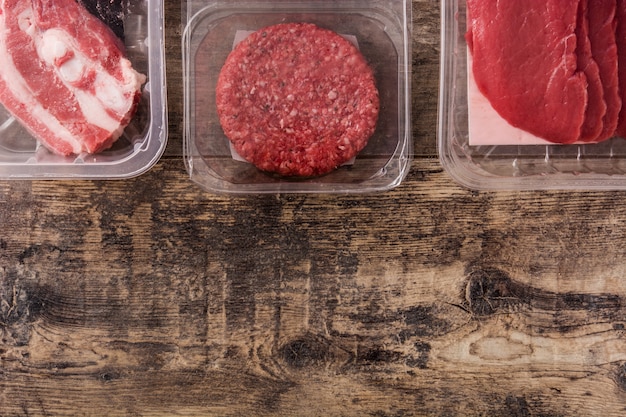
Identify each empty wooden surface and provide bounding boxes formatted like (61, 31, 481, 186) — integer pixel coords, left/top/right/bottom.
(3, 1, 626, 416)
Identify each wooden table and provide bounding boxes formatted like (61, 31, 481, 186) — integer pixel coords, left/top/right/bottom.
(3, 1, 626, 415)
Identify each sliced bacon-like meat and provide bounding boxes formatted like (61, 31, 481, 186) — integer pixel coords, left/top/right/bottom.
(0, 0, 145, 155)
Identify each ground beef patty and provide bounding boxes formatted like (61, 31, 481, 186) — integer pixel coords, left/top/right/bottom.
(216, 22, 379, 177)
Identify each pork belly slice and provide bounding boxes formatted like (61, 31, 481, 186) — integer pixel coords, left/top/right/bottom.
(466, 0, 587, 144)
(0, 0, 145, 156)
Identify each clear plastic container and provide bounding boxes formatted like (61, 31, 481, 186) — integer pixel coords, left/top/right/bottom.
(183, 0, 412, 194)
(438, 0, 626, 190)
(0, 0, 167, 179)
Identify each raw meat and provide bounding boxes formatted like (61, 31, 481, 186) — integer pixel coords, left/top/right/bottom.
(0, 0, 145, 155)
(216, 23, 379, 177)
(466, 0, 626, 145)
(466, 0, 588, 144)
(575, 0, 606, 142)
(616, 0, 626, 137)
(586, 0, 620, 142)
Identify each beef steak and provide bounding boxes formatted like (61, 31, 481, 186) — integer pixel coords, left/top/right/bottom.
(466, 0, 587, 144)
(586, 0, 620, 142)
(616, 0, 626, 137)
(575, 0, 606, 142)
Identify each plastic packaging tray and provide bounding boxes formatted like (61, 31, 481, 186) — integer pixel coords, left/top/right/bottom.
(438, 0, 626, 190)
(0, 0, 167, 179)
(183, 0, 412, 194)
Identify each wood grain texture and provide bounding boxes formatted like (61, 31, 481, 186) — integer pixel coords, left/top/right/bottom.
(2, 0, 626, 416)
(4, 159, 626, 416)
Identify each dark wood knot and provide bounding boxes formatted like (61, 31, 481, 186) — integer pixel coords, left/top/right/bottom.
(464, 267, 525, 316)
(279, 337, 331, 369)
(615, 362, 626, 392)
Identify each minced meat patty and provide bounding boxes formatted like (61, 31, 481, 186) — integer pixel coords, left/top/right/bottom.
(215, 22, 379, 177)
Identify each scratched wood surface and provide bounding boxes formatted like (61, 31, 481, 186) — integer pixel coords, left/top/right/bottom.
(3, 1, 626, 416)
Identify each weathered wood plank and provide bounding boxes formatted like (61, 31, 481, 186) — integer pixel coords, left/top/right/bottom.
(3, 159, 626, 415)
(412, 1, 441, 157)
(163, 0, 183, 157)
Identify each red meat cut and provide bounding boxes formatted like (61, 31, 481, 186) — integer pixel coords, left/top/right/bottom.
(0, 0, 145, 155)
(586, 0, 620, 142)
(466, 0, 588, 144)
(575, 0, 606, 142)
(616, 0, 626, 137)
